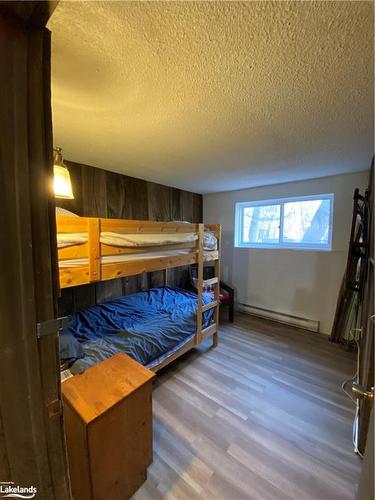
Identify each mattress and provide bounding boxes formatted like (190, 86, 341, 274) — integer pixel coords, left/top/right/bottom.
(58, 249, 194, 268)
(60, 333, 195, 382)
(59, 286, 214, 374)
(58, 233, 88, 247)
(57, 232, 199, 249)
(101, 232, 198, 247)
(57, 230, 217, 250)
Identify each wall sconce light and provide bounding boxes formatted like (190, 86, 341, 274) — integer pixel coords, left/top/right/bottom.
(53, 147, 74, 199)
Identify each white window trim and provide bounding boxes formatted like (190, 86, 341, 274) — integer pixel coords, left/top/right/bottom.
(234, 193, 334, 251)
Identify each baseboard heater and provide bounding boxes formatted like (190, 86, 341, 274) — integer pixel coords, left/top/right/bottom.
(238, 303, 320, 333)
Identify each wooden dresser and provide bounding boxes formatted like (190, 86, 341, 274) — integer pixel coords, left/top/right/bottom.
(61, 353, 155, 500)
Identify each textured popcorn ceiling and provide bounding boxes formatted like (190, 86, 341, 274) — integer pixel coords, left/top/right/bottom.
(48, 1, 374, 194)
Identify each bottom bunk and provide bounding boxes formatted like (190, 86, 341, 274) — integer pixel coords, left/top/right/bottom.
(59, 286, 216, 378)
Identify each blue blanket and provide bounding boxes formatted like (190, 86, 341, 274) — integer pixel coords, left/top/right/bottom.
(60, 286, 213, 373)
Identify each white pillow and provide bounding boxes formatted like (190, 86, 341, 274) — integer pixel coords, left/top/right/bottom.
(56, 207, 79, 217)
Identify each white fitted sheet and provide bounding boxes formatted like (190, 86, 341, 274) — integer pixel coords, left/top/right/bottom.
(58, 233, 88, 248)
(59, 249, 194, 268)
(101, 232, 198, 247)
(57, 230, 217, 250)
(57, 232, 198, 248)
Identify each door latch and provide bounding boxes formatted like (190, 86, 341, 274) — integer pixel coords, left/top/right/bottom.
(36, 316, 68, 339)
(351, 383, 374, 400)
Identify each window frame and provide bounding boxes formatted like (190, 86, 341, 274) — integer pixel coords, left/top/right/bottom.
(234, 193, 334, 251)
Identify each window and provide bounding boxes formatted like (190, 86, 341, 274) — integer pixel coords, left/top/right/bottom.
(235, 194, 334, 250)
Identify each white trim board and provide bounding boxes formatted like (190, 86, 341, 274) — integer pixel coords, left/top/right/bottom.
(238, 303, 320, 333)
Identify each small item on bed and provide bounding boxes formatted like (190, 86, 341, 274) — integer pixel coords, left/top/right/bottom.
(203, 230, 218, 251)
(192, 277, 215, 295)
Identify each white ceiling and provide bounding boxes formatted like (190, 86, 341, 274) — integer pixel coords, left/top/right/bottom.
(48, 1, 374, 194)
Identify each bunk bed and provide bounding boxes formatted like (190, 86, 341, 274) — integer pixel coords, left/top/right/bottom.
(56, 214, 221, 376)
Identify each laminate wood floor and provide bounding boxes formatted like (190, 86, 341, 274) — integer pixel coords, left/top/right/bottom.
(133, 314, 361, 500)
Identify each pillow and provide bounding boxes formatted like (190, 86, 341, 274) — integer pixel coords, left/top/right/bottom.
(56, 207, 79, 217)
(203, 231, 217, 251)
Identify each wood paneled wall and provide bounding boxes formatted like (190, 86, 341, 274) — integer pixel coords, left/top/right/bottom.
(57, 161, 202, 313)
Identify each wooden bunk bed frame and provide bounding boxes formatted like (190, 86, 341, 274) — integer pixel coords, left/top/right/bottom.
(57, 216, 221, 372)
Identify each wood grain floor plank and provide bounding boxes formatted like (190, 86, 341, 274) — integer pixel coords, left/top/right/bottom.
(134, 314, 360, 500)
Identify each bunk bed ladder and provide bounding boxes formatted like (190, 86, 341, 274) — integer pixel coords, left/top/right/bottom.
(195, 224, 204, 344)
(195, 224, 221, 346)
(212, 224, 221, 347)
(88, 217, 101, 282)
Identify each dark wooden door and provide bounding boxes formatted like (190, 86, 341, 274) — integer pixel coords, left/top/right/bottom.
(357, 164, 374, 455)
(356, 408, 374, 500)
(0, 5, 70, 499)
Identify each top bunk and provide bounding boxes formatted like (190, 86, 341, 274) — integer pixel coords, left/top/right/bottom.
(56, 213, 220, 288)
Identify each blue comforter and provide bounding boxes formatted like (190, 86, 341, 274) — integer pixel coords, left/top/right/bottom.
(60, 286, 213, 373)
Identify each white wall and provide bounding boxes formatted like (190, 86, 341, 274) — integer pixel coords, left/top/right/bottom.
(203, 171, 369, 334)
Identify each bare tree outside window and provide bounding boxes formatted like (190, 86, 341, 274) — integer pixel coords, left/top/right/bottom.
(283, 199, 330, 244)
(243, 205, 280, 244)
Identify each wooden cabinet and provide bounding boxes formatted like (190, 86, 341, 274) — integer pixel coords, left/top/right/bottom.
(61, 353, 155, 500)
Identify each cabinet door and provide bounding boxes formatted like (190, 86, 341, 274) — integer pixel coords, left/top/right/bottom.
(90, 384, 153, 500)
